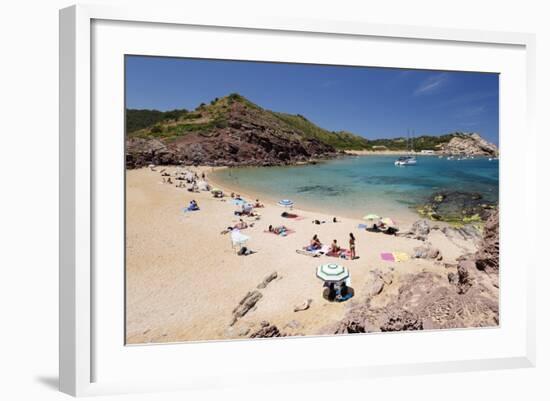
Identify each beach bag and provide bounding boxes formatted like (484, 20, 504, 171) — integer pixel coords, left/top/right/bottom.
(238, 246, 248, 256)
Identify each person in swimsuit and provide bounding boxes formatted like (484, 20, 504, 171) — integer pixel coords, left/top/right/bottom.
(331, 239, 340, 254)
(349, 233, 356, 259)
(310, 234, 322, 250)
(234, 219, 248, 230)
(268, 225, 287, 234)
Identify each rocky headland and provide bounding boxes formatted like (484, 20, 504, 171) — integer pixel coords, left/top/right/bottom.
(125, 94, 498, 168)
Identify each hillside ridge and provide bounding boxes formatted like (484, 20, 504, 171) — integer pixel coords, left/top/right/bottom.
(126, 94, 497, 168)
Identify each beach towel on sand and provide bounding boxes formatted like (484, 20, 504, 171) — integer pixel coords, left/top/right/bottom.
(297, 244, 330, 257)
(380, 252, 409, 262)
(264, 229, 295, 236)
(393, 252, 410, 262)
(281, 213, 305, 220)
(326, 248, 352, 259)
(357, 223, 367, 229)
(182, 207, 200, 213)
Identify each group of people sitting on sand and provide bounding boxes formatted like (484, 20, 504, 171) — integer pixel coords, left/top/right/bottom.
(367, 222, 398, 235)
(187, 200, 200, 211)
(304, 233, 357, 260)
(324, 280, 353, 302)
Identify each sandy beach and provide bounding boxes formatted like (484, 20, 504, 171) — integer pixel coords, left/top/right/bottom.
(125, 165, 483, 344)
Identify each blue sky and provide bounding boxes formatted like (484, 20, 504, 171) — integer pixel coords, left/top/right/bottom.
(126, 56, 499, 144)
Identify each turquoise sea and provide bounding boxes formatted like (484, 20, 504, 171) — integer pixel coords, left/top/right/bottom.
(211, 156, 499, 224)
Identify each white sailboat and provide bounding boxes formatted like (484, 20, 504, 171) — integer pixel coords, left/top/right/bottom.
(394, 129, 417, 166)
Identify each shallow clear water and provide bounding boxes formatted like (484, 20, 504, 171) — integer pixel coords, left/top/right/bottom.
(211, 156, 499, 223)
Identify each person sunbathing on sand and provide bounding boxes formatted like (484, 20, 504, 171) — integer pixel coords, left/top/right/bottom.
(254, 199, 264, 208)
(268, 224, 287, 234)
(331, 239, 341, 253)
(234, 219, 248, 230)
(310, 234, 322, 250)
(241, 203, 253, 215)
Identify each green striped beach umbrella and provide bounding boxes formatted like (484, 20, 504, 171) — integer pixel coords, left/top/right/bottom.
(316, 263, 349, 282)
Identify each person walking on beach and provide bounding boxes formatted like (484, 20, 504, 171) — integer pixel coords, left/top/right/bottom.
(349, 233, 356, 259)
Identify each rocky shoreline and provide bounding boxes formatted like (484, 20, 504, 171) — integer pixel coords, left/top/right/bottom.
(317, 208, 499, 335)
(416, 191, 497, 223)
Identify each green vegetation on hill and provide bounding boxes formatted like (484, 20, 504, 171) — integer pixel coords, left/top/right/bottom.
(125, 94, 479, 152)
(126, 94, 369, 150)
(272, 113, 369, 150)
(126, 108, 189, 133)
(366, 133, 459, 151)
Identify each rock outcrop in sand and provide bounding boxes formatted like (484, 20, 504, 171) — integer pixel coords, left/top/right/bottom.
(249, 321, 286, 338)
(230, 290, 263, 326)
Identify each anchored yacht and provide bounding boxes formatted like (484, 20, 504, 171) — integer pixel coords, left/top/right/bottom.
(394, 129, 417, 166)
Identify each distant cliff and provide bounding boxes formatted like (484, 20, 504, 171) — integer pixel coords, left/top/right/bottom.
(437, 133, 498, 156)
(363, 132, 498, 156)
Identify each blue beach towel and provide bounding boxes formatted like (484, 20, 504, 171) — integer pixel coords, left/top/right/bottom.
(357, 224, 367, 229)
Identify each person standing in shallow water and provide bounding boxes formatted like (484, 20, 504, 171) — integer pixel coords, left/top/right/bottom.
(349, 233, 356, 260)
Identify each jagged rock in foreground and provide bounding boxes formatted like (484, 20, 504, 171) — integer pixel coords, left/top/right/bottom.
(475, 209, 499, 273)
(257, 271, 278, 289)
(230, 290, 262, 326)
(439, 133, 498, 156)
(321, 209, 500, 335)
(398, 219, 431, 241)
(249, 321, 286, 338)
(413, 242, 441, 259)
(322, 270, 498, 335)
(380, 310, 423, 332)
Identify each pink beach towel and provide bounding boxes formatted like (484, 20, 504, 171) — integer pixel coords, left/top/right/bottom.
(380, 252, 395, 262)
(327, 248, 351, 258)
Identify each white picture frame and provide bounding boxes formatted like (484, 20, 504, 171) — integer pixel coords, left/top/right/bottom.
(59, 4, 536, 397)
